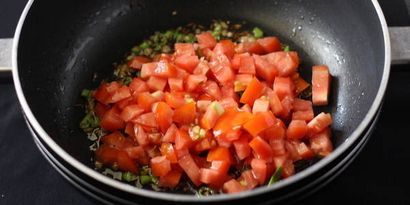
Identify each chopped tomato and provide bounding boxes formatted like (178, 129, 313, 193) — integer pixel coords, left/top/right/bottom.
(307, 112, 332, 136)
(251, 158, 267, 185)
(286, 120, 308, 140)
(133, 112, 157, 128)
(238, 170, 258, 190)
(238, 54, 256, 75)
(202, 80, 222, 100)
(108, 86, 131, 104)
(273, 77, 295, 100)
(168, 78, 184, 92)
(95, 145, 138, 173)
(162, 123, 178, 143)
(310, 128, 333, 156)
(133, 124, 149, 146)
(233, 136, 251, 160)
(263, 51, 300, 77)
(164, 92, 186, 109)
(185, 74, 207, 92)
(101, 131, 133, 150)
(173, 102, 196, 125)
(100, 107, 125, 131)
(175, 55, 200, 73)
(312, 65, 331, 105)
(125, 146, 149, 165)
(243, 112, 276, 137)
(128, 56, 151, 70)
(252, 98, 270, 114)
(213, 40, 236, 59)
(153, 102, 174, 133)
(207, 147, 232, 164)
(292, 73, 310, 95)
(200, 101, 224, 130)
(160, 143, 178, 163)
(257, 37, 282, 53)
(129, 78, 149, 94)
(159, 170, 182, 188)
(151, 156, 171, 177)
(146, 76, 167, 91)
(197, 32, 217, 49)
(175, 129, 193, 150)
(209, 54, 234, 84)
(253, 54, 278, 82)
(240, 77, 264, 106)
(237, 41, 265, 55)
(193, 59, 210, 75)
(178, 153, 201, 186)
(175, 43, 196, 57)
(249, 137, 273, 162)
(223, 179, 246, 194)
(95, 102, 110, 118)
(120, 104, 144, 122)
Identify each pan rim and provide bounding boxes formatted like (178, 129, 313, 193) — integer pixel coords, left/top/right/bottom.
(12, 0, 391, 202)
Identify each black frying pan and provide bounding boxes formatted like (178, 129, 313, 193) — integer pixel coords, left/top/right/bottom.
(2, 0, 409, 204)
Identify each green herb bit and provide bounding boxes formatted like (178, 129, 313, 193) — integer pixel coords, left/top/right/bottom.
(81, 89, 92, 99)
(139, 41, 150, 49)
(140, 175, 154, 185)
(122, 76, 132, 86)
(268, 166, 283, 186)
(283, 45, 290, 52)
(252, 27, 264, 38)
(80, 113, 100, 130)
(122, 172, 138, 182)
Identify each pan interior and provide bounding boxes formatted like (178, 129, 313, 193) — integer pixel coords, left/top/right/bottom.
(17, 0, 385, 180)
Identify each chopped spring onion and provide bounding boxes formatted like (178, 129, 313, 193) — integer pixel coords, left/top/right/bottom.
(252, 27, 264, 38)
(122, 172, 138, 182)
(80, 113, 100, 129)
(81, 89, 91, 99)
(268, 166, 283, 186)
(140, 175, 154, 185)
(196, 186, 215, 197)
(283, 45, 290, 52)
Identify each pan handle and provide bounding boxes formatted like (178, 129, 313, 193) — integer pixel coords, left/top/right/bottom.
(389, 27, 410, 65)
(0, 38, 13, 72)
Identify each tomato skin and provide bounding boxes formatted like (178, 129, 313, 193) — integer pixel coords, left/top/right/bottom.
(175, 129, 193, 150)
(307, 112, 332, 136)
(233, 136, 251, 160)
(286, 120, 308, 140)
(173, 102, 196, 125)
(223, 179, 246, 193)
(207, 147, 232, 164)
(196, 32, 217, 49)
(120, 104, 144, 122)
(257, 37, 282, 53)
(249, 137, 273, 162)
(312, 65, 331, 106)
(129, 78, 149, 94)
(153, 102, 174, 133)
(209, 53, 234, 84)
(95, 145, 138, 173)
(238, 54, 256, 75)
(175, 55, 200, 73)
(178, 153, 201, 186)
(101, 107, 125, 131)
(263, 51, 300, 77)
(240, 77, 264, 106)
(128, 56, 151, 70)
(243, 112, 276, 137)
(251, 158, 267, 185)
(151, 156, 172, 177)
(175, 43, 196, 57)
(310, 128, 333, 156)
(253, 54, 277, 82)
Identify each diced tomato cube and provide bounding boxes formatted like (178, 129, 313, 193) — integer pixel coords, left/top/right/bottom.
(120, 104, 144, 122)
(151, 156, 171, 177)
(238, 170, 258, 190)
(233, 136, 251, 160)
(292, 73, 310, 95)
(253, 54, 278, 82)
(237, 41, 265, 55)
(125, 146, 149, 165)
(153, 102, 174, 133)
(263, 51, 300, 77)
(286, 120, 308, 140)
(207, 147, 232, 164)
(267, 90, 284, 117)
(196, 32, 217, 49)
(100, 107, 125, 131)
(129, 78, 149, 94)
(257, 37, 282, 53)
(185, 74, 207, 92)
(312, 65, 331, 106)
(133, 112, 157, 128)
(95, 145, 138, 173)
(164, 92, 186, 109)
(252, 98, 270, 114)
(213, 40, 235, 59)
(128, 56, 151, 70)
(146, 76, 167, 91)
(175, 129, 193, 150)
(251, 158, 267, 185)
(223, 179, 246, 194)
(269, 138, 286, 156)
(108, 86, 131, 104)
(209, 54, 234, 84)
(162, 123, 178, 143)
(159, 170, 182, 188)
(193, 59, 210, 75)
(243, 112, 276, 137)
(175, 43, 196, 57)
(178, 153, 201, 186)
(168, 78, 184, 92)
(273, 77, 295, 100)
(175, 55, 200, 73)
(238, 54, 256, 75)
(307, 112, 332, 136)
(240, 77, 264, 106)
(310, 128, 333, 156)
(249, 137, 273, 162)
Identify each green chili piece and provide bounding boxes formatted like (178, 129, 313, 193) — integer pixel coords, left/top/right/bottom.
(268, 166, 283, 185)
(140, 175, 153, 185)
(122, 172, 138, 182)
(283, 45, 290, 52)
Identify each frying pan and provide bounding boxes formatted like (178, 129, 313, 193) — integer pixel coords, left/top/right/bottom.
(0, 0, 409, 204)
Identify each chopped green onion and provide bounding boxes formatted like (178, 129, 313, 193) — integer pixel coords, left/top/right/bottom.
(140, 175, 153, 185)
(81, 89, 91, 99)
(123, 77, 132, 86)
(122, 172, 138, 182)
(268, 166, 283, 186)
(283, 45, 290, 52)
(196, 186, 214, 197)
(140, 41, 150, 49)
(80, 113, 100, 129)
(252, 27, 264, 38)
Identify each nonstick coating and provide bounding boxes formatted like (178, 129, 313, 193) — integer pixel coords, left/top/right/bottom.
(14, 0, 388, 203)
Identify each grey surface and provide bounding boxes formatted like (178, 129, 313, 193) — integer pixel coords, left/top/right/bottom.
(0, 38, 12, 71)
(390, 27, 410, 64)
